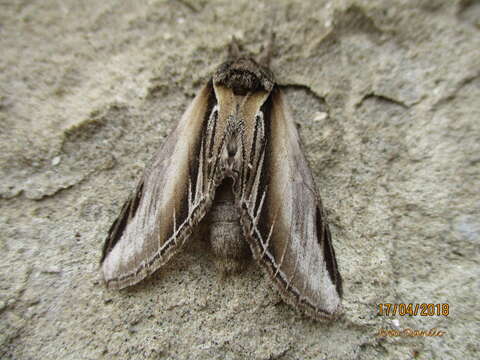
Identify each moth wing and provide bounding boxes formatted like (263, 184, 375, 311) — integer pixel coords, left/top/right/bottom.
(101, 83, 213, 289)
(246, 89, 342, 319)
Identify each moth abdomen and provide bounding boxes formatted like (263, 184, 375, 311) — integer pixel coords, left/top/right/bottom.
(205, 178, 249, 274)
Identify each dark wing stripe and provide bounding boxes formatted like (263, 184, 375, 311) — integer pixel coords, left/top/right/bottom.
(100, 180, 145, 263)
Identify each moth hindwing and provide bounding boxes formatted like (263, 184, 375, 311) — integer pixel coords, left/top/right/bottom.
(101, 44, 343, 320)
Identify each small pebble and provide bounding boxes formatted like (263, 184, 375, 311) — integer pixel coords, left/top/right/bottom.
(314, 111, 328, 121)
(52, 156, 61, 166)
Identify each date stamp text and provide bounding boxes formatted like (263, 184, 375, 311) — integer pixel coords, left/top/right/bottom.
(377, 303, 449, 316)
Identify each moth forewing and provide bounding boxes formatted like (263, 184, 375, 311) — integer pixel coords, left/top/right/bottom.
(101, 48, 342, 320)
(101, 83, 215, 289)
(238, 89, 342, 320)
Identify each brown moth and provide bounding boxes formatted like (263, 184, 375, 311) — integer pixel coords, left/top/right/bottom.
(100, 41, 343, 320)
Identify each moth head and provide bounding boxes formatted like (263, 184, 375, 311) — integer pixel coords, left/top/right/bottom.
(213, 57, 274, 95)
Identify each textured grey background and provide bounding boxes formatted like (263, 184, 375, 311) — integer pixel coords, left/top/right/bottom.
(1, 0, 479, 359)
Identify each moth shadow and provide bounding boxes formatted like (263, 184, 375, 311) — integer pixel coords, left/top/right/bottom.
(119, 237, 256, 295)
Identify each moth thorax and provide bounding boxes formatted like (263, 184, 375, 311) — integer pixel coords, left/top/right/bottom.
(219, 124, 242, 178)
(227, 138, 238, 158)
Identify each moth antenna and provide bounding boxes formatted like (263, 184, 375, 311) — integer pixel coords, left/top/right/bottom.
(258, 31, 276, 67)
(227, 36, 242, 59)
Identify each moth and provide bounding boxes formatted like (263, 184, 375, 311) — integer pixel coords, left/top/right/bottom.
(100, 41, 343, 320)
